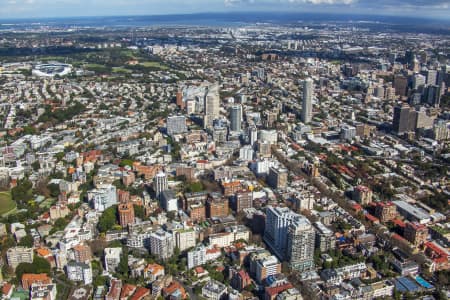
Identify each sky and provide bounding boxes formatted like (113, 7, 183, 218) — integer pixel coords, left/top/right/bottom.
(0, 0, 449, 20)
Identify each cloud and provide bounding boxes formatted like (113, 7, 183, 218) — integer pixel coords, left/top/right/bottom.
(287, 0, 356, 4)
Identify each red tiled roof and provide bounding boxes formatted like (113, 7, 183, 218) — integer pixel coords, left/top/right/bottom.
(265, 283, 294, 297)
(129, 287, 150, 300)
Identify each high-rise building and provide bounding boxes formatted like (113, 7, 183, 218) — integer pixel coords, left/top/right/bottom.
(264, 206, 303, 260)
(150, 230, 174, 261)
(412, 74, 426, 90)
(426, 69, 438, 86)
(394, 75, 408, 97)
(160, 190, 178, 212)
(267, 167, 288, 189)
(249, 126, 258, 146)
(153, 172, 168, 199)
(166, 115, 187, 136)
(313, 222, 335, 253)
(301, 78, 313, 123)
(425, 85, 441, 107)
(204, 84, 220, 129)
(287, 216, 315, 272)
(172, 228, 196, 252)
(393, 105, 417, 135)
(230, 105, 242, 132)
(187, 245, 206, 269)
(118, 202, 135, 227)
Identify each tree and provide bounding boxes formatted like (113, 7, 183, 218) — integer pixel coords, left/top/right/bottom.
(117, 248, 128, 276)
(133, 205, 145, 219)
(97, 206, 118, 233)
(48, 183, 60, 198)
(18, 235, 33, 248)
(15, 256, 51, 279)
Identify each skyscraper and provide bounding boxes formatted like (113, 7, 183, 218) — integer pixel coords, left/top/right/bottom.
(301, 78, 313, 123)
(264, 206, 303, 260)
(392, 105, 417, 135)
(230, 105, 242, 132)
(287, 216, 315, 272)
(204, 84, 220, 129)
(153, 171, 168, 199)
(249, 126, 258, 146)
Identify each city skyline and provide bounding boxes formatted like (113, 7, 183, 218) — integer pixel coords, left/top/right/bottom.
(1, 0, 450, 20)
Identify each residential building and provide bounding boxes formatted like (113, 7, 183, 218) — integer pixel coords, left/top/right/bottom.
(7, 246, 33, 269)
(267, 167, 288, 189)
(104, 247, 122, 273)
(202, 280, 227, 300)
(66, 261, 93, 285)
(118, 202, 135, 227)
(301, 78, 313, 123)
(287, 215, 316, 272)
(314, 222, 335, 253)
(150, 230, 174, 260)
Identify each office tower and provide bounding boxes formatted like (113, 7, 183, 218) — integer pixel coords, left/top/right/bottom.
(314, 222, 336, 253)
(301, 78, 313, 123)
(394, 75, 408, 97)
(230, 105, 242, 132)
(204, 84, 220, 129)
(425, 85, 441, 107)
(267, 167, 288, 189)
(264, 206, 303, 260)
(287, 216, 315, 272)
(239, 145, 254, 161)
(412, 73, 426, 90)
(392, 105, 417, 135)
(149, 230, 174, 260)
(426, 69, 438, 86)
(249, 126, 258, 146)
(166, 115, 187, 136)
(153, 171, 168, 199)
(118, 202, 135, 227)
(433, 120, 450, 141)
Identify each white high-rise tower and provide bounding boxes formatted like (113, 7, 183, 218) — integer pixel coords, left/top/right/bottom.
(301, 78, 313, 124)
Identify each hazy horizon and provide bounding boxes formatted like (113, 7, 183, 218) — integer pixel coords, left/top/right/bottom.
(0, 0, 449, 21)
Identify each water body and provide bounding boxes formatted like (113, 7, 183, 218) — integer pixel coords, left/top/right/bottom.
(0, 12, 449, 33)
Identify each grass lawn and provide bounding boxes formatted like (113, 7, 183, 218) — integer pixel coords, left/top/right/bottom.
(140, 61, 169, 70)
(0, 191, 16, 216)
(112, 67, 132, 73)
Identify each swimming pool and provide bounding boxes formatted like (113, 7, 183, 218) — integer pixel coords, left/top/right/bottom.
(415, 275, 434, 289)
